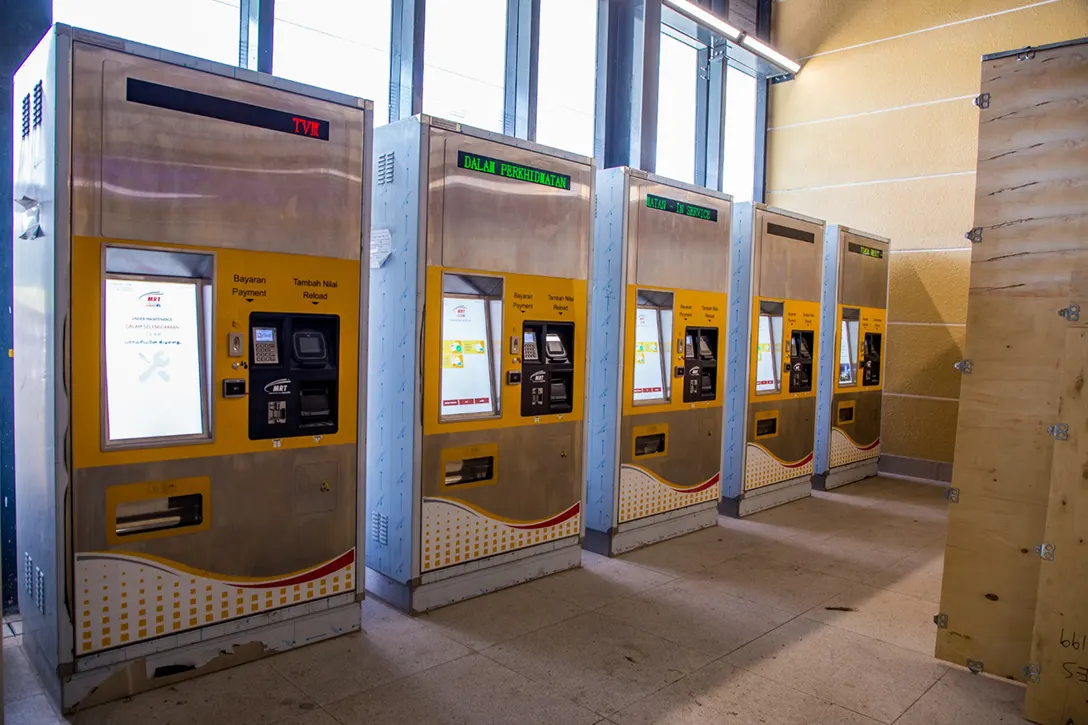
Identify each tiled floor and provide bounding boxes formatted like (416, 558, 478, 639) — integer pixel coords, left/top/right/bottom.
(4, 476, 1032, 724)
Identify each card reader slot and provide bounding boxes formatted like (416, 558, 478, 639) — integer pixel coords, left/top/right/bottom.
(444, 456, 495, 486)
(634, 433, 666, 458)
(115, 494, 203, 536)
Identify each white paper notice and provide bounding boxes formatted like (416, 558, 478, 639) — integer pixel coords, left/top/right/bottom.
(370, 229, 392, 269)
(105, 278, 205, 441)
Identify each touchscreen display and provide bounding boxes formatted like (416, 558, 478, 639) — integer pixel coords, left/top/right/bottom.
(104, 278, 205, 441)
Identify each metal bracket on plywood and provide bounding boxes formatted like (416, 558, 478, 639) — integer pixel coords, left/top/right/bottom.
(934, 613, 949, 628)
(974, 92, 991, 109)
(966, 659, 985, 675)
(945, 488, 960, 503)
(1047, 423, 1069, 441)
(1023, 663, 1041, 683)
(1058, 304, 1080, 322)
(1035, 543, 1056, 561)
(954, 359, 973, 374)
(1017, 49, 1036, 61)
(965, 227, 984, 244)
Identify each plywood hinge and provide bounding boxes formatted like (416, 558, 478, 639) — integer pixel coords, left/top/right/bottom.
(1058, 304, 1080, 322)
(1017, 49, 1036, 61)
(945, 488, 960, 503)
(967, 659, 985, 674)
(954, 359, 973, 375)
(974, 92, 991, 109)
(1023, 663, 1041, 683)
(965, 227, 984, 243)
(934, 613, 949, 628)
(1035, 543, 1056, 561)
(1047, 423, 1069, 441)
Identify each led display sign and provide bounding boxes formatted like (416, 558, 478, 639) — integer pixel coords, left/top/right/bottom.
(126, 78, 330, 140)
(645, 194, 719, 222)
(848, 242, 884, 259)
(457, 151, 571, 190)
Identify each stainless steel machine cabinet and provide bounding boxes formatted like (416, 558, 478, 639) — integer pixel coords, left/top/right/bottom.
(12, 25, 371, 711)
(812, 226, 889, 491)
(721, 204, 826, 517)
(365, 116, 593, 613)
(584, 168, 731, 555)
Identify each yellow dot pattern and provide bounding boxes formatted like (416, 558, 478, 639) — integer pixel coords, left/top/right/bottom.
(76, 551, 354, 655)
(829, 428, 879, 469)
(421, 499, 579, 573)
(618, 466, 720, 524)
(744, 443, 814, 491)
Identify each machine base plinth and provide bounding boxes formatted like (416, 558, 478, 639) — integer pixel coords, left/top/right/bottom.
(720, 475, 812, 518)
(585, 501, 719, 556)
(61, 594, 362, 712)
(367, 538, 582, 614)
(813, 458, 879, 491)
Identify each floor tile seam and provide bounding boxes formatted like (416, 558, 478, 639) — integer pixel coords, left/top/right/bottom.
(719, 652, 893, 723)
(572, 605, 729, 663)
(265, 654, 344, 709)
(841, 577, 944, 608)
(317, 650, 480, 718)
(472, 645, 609, 719)
(668, 568, 852, 619)
(790, 612, 951, 660)
(888, 672, 947, 725)
(426, 590, 590, 651)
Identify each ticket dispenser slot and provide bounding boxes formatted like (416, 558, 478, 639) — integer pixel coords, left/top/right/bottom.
(788, 330, 815, 394)
(683, 327, 719, 403)
(862, 332, 882, 386)
(521, 321, 575, 416)
(249, 312, 340, 439)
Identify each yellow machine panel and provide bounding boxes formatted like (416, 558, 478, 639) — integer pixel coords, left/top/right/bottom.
(722, 204, 826, 517)
(586, 169, 732, 555)
(365, 117, 594, 612)
(12, 27, 372, 711)
(814, 227, 890, 490)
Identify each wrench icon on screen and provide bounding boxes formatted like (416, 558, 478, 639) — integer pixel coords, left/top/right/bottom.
(138, 351, 171, 382)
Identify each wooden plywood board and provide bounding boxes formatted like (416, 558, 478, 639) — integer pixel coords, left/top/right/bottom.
(1025, 270, 1088, 724)
(936, 39, 1088, 681)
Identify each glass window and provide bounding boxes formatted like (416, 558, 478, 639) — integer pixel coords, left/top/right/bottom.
(723, 66, 757, 202)
(655, 30, 700, 184)
(440, 274, 503, 420)
(838, 310, 860, 386)
(755, 300, 783, 394)
(424, 0, 507, 131)
(54, 0, 240, 66)
(273, 0, 392, 124)
(536, 0, 597, 156)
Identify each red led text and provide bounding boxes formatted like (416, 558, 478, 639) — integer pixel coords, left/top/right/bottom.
(292, 117, 321, 138)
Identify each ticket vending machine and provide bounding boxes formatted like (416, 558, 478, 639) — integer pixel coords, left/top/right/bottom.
(13, 26, 370, 710)
(722, 204, 825, 516)
(585, 168, 730, 555)
(813, 227, 889, 490)
(365, 116, 593, 613)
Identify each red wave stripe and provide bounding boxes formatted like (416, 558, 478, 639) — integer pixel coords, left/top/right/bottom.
(783, 452, 815, 469)
(235, 549, 355, 589)
(677, 472, 720, 494)
(507, 502, 581, 530)
(858, 438, 881, 452)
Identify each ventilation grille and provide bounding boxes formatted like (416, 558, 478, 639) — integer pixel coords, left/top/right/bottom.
(35, 567, 45, 614)
(32, 81, 44, 129)
(371, 511, 389, 546)
(376, 152, 395, 185)
(21, 94, 31, 139)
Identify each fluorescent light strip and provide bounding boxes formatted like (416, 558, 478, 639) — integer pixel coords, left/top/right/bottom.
(741, 35, 802, 74)
(662, 0, 801, 75)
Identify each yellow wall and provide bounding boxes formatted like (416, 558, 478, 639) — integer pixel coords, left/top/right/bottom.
(767, 0, 1088, 464)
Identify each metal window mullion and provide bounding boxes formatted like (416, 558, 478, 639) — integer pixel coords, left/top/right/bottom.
(390, 0, 426, 122)
(238, 0, 274, 73)
(753, 74, 769, 202)
(504, 0, 539, 139)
